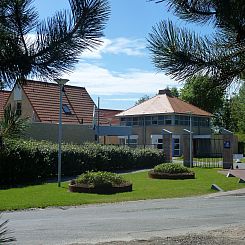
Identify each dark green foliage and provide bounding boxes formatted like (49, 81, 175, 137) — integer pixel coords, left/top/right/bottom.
(153, 163, 192, 174)
(0, 0, 110, 87)
(231, 83, 245, 133)
(169, 87, 179, 97)
(0, 139, 164, 185)
(0, 106, 29, 139)
(148, 0, 245, 89)
(180, 75, 225, 114)
(76, 171, 127, 187)
(135, 95, 150, 106)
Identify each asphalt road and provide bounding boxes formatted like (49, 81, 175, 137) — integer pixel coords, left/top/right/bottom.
(3, 194, 245, 245)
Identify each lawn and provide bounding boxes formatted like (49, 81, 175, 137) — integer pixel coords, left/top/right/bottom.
(0, 168, 244, 211)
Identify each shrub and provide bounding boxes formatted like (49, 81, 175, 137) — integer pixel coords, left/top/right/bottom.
(153, 163, 192, 174)
(149, 163, 195, 179)
(76, 171, 128, 187)
(0, 139, 164, 185)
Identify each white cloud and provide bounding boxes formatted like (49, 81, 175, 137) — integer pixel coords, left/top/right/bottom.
(24, 34, 146, 59)
(80, 37, 146, 59)
(67, 62, 181, 96)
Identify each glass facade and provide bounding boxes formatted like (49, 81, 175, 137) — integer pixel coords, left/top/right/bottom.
(120, 114, 210, 127)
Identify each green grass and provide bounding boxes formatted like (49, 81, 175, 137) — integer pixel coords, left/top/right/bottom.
(0, 168, 244, 211)
(240, 158, 245, 163)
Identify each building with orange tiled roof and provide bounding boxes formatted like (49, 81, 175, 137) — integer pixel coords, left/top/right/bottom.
(116, 89, 213, 156)
(4, 80, 95, 124)
(4, 80, 121, 125)
(98, 109, 122, 126)
(0, 90, 11, 120)
(2, 80, 121, 144)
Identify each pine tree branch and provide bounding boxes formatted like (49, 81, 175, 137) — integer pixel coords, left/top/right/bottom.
(151, 0, 216, 24)
(148, 20, 245, 88)
(0, 0, 110, 85)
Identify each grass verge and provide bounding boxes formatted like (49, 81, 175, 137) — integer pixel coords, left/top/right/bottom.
(0, 168, 244, 211)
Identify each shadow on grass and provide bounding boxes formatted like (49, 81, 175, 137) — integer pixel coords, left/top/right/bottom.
(0, 175, 76, 190)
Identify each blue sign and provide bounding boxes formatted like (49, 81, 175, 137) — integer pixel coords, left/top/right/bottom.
(224, 140, 231, 149)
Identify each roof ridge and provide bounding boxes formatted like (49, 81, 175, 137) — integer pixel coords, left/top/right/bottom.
(23, 80, 86, 90)
(170, 95, 212, 115)
(164, 94, 175, 113)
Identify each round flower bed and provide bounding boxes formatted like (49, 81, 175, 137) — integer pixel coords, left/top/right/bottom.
(69, 171, 132, 194)
(148, 163, 195, 180)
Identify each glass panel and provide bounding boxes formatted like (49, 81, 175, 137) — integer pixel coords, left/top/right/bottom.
(133, 117, 139, 126)
(62, 104, 72, 114)
(174, 138, 179, 143)
(165, 115, 172, 125)
(158, 115, 164, 125)
(152, 116, 158, 125)
(126, 139, 138, 144)
(175, 115, 179, 125)
(145, 116, 151, 125)
(174, 150, 180, 156)
(120, 118, 126, 126)
(126, 117, 132, 126)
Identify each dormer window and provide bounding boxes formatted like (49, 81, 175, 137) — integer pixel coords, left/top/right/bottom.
(62, 104, 72, 115)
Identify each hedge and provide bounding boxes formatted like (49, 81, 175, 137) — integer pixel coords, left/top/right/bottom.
(0, 139, 164, 185)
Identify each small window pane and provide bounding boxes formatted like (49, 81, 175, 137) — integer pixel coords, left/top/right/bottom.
(152, 116, 158, 125)
(62, 104, 72, 114)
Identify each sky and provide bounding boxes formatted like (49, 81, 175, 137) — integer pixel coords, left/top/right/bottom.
(33, 0, 211, 110)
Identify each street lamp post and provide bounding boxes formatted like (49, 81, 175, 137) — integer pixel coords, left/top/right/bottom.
(189, 111, 193, 168)
(54, 78, 69, 187)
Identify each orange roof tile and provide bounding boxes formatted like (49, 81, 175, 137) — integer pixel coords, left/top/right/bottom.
(98, 109, 122, 125)
(116, 94, 212, 117)
(22, 80, 95, 124)
(0, 90, 11, 119)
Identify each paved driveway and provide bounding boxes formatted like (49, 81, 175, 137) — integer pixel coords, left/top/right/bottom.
(3, 193, 245, 245)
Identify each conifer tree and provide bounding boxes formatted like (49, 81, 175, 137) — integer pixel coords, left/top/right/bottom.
(148, 0, 245, 89)
(0, 0, 110, 87)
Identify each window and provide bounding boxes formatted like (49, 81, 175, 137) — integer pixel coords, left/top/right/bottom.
(175, 115, 179, 125)
(158, 115, 165, 125)
(199, 117, 210, 127)
(120, 118, 126, 126)
(145, 116, 151, 125)
(152, 116, 158, 125)
(62, 104, 72, 115)
(173, 138, 180, 156)
(165, 115, 172, 125)
(119, 135, 138, 145)
(125, 117, 133, 126)
(157, 138, 163, 149)
(138, 117, 144, 126)
(133, 117, 139, 126)
(126, 138, 138, 144)
(180, 116, 189, 125)
(193, 117, 199, 126)
(16, 102, 22, 116)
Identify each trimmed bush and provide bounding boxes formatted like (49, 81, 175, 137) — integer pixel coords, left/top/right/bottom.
(69, 171, 132, 194)
(153, 163, 192, 174)
(76, 171, 128, 187)
(0, 139, 164, 185)
(149, 163, 195, 179)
